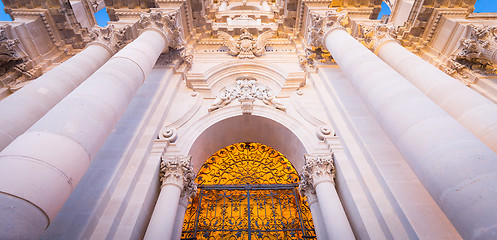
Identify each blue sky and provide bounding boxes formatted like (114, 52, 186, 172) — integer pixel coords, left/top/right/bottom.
(1, 0, 496, 24)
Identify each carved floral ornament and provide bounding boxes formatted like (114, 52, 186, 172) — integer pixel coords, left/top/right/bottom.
(357, 23, 398, 52)
(218, 28, 274, 59)
(87, 24, 130, 54)
(138, 11, 186, 50)
(159, 155, 197, 196)
(452, 25, 497, 73)
(208, 78, 286, 113)
(300, 153, 336, 189)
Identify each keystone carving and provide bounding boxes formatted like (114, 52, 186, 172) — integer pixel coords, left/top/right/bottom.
(452, 25, 497, 74)
(208, 78, 286, 113)
(300, 154, 336, 188)
(138, 11, 185, 50)
(87, 24, 130, 54)
(218, 28, 274, 59)
(159, 155, 196, 192)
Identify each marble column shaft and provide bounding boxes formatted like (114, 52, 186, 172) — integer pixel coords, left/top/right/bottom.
(171, 194, 189, 240)
(144, 156, 196, 240)
(324, 27, 497, 239)
(0, 43, 113, 151)
(0, 28, 167, 239)
(305, 192, 328, 240)
(376, 40, 497, 153)
(301, 154, 355, 240)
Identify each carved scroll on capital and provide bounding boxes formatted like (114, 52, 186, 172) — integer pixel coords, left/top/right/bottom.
(87, 25, 130, 54)
(300, 154, 336, 188)
(159, 155, 196, 192)
(357, 24, 398, 52)
(298, 174, 318, 205)
(305, 10, 350, 50)
(138, 11, 185, 50)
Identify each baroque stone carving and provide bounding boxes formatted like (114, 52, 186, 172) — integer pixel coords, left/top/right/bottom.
(218, 28, 274, 59)
(358, 24, 398, 51)
(298, 172, 318, 205)
(0, 25, 39, 91)
(305, 10, 350, 50)
(159, 155, 196, 192)
(87, 24, 130, 54)
(208, 78, 286, 113)
(138, 11, 185, 50)
(452, 25, 497, 74)
(162, 127, 178, 142)
(300, 154, 336, 188)
(316, 126, 334, 140)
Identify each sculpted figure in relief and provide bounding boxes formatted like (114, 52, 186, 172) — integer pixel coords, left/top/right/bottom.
(218, 28, 274, 59)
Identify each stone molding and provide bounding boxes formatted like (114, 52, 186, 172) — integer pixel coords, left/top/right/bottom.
(138, 10, 185, 50)
(159, 155, 196, 193)
(208, 78, 287, 113)
(300, 153, 335, 188)
(87, 24, 130, 54)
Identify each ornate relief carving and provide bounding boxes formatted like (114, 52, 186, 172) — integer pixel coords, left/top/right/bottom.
(316, 126, 335, 140)
(357, 24, 398, 51)
(452, 25, 497, 74)
(218, 28, 274, 59)
(87, 25, 130, 54)
(138, 11, 185, 50)
(305, 10, 350, 50)
(208, 78, 286, 113)
(0, 25, 40, 91)
(162, 128, 178, 142)
(298, 173, 318, 205)
(300, 154, 336, 188)
(159, 155, 196, 191)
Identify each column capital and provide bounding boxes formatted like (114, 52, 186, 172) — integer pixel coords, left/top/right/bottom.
(357, 23, 399, 54)
(159, 155, 195, 191)
(87, 25, 130, 55)
(138, 10, 185, 50)
(298, 175, 318, 206)
(300, 153, 336, 188)
(454, 25, 497, 66)
(305, 10, 351, 51)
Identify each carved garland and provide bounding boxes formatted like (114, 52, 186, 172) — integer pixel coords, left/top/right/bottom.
(208, 78, 286, 113)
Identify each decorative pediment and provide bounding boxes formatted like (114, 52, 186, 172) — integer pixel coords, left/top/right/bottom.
(208, 77, 286, 113)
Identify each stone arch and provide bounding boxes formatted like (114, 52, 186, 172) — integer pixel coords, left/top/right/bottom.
(172, 105, 320, 174)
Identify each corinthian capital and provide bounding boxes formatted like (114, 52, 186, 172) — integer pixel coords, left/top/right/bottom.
(138, 11, 185, 50)
(454, 25, 497, 66)
(305, 10, 350, 50)
(358, 24, 398, 52)
(87, 25, 130, 54)
(300, 154, 336, 188)
(159, 155, 196, 191)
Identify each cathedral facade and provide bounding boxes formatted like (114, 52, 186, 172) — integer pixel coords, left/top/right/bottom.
(0, 0, 497, 239)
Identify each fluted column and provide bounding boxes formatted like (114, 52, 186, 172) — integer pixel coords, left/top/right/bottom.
(172, 176, 197, 240)
(0, 25, 128, 151)
(299, 179, 328, 240)
(0, 11, 179, 239)
(144, 156, 196, 240)
(301, 154, 355, 239)
(366, 24, 497, 153)
(320, 12, 497, 239)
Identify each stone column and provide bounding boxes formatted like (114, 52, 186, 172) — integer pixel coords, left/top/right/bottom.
(366, 24, 497, 153)
(319, 11, 497, 239)
(299, 178, 328, 240)
(0, 25, 128, 151)
(300, 154, 355, 239)
(144, 156, 196, 240)
(171, 176, 197, 240)
(0, 11, 180, 239)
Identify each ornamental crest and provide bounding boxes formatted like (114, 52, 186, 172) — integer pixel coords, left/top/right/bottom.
(208, 78, 286, 113)
(218, 28, 274, 59)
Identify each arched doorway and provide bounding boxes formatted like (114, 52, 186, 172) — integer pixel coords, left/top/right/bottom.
(181, 142, 316, 239)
